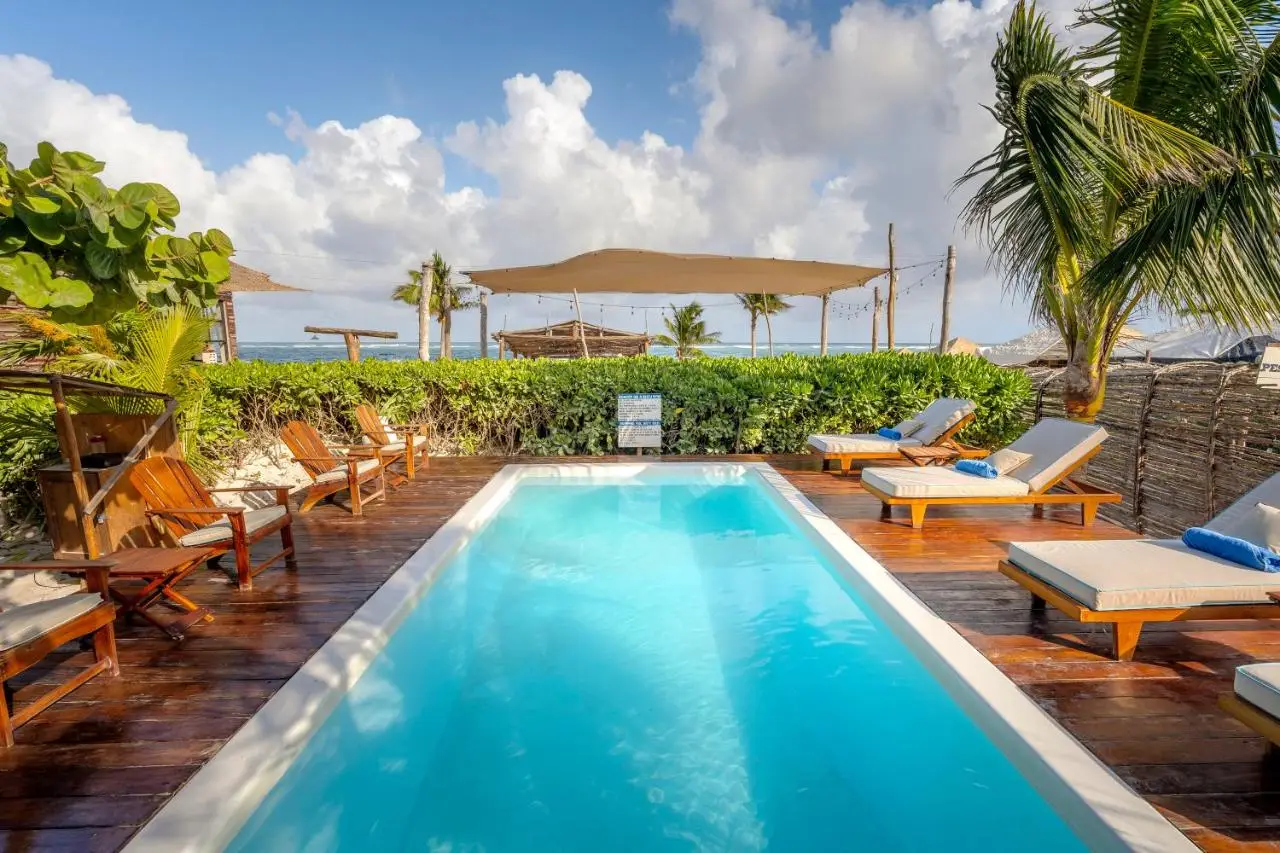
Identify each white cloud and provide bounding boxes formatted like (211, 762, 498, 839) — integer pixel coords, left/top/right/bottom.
(0, 0, 1079, 345)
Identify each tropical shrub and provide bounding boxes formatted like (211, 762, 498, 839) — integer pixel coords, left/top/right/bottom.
(0, 141, 235, 323)
(195, 352, 1031, 461)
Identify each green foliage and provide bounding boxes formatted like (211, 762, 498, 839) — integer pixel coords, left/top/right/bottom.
(654, 301, 722, 359)
(0, 141, 235, 323)
(194, 352, 1031, 460)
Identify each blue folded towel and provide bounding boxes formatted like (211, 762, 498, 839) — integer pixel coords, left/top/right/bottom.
(877, 427, 902, 440)
(955, 459, 998, 479)
(1183, 527, 1280, 572)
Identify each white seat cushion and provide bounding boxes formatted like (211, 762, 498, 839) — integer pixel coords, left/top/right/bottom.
(1003, 419, 1108, 493)
(314, 457, 381, 485)
(1236, 663, 1280, 719)
(807, 434, 922, 455)
(178, 505, 289, 547)
(907, 398, 977, 445)
(1007, 538, 1280, 611)
(0, 593, 103, 652)
(1208, 474, 1280, 539)
(862, 466, 1030, 498)
(383, 435, 428, 452)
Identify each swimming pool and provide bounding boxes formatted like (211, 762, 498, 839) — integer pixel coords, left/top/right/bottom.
(128, 463, 1192, 852)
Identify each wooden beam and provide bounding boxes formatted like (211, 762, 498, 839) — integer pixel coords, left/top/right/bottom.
(871, 286, 881, 353)
(572, 289, 590, 357)
(886, 223, 897, 351)
(49, 377, 97, 559)
(303, 326, 399, 339)
(479, 293, 489, 359)
(819, 293, 829, 356)
(938, 244, 955, 354)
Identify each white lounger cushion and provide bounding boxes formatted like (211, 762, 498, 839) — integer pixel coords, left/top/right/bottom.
(906, 398, 977, 445)
(383, 434, 428, 452)
(178, 505, 289, 546)
(1235, 663, 1280, 719)
(1007, 538, 1280, 611)
(314, 457, 381, 485)
(1002, 418, 1108, 493)
(1208, 473, 1280, 540)
(0, 593, 103, 652)
(807, 434, 923, 454)
(862, 466, 1030, 498)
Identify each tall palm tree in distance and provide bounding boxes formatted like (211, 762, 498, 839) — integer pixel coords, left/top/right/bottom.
(392, 252, 480, 360)
(655, 301, 721, 359)
(392, 266, 430, 360)
(735, 293, 793, 357)
(958, 0, 1280, 420)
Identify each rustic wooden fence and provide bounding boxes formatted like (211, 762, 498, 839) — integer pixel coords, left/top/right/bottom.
(1025, 363, 1280, 536)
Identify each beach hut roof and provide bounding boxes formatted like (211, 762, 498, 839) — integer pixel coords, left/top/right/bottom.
(942, 336, 981, 356)
(464, 249, 886, 296)
(1140, 325, 1280, 361)
(981, 326, 1148, 366)
(218, 262, 307, 294)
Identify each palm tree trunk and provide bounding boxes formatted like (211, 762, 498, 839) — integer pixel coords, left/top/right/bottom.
(441, 309, 452, 359)
(417, 271, 430, 362)
(749, 316, 757, 357)
(763, 309, 774, 357)
(1062, 344, 1107, 422)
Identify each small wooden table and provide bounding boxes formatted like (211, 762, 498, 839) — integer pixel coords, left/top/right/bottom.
(900, 446, 960, 467)
(7, 547, 217, 640)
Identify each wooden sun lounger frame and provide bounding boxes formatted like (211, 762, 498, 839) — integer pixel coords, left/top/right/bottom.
(281, 421, 389, 516)
(998, 559, 1280, 660)
(0, 567, 118, 747)
(1219, 692, 1280, 769)
(863, 445, 1121, 529)
(809, 411, 986, 473)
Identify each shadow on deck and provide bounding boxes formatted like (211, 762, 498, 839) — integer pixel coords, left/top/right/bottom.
(3, 455, 1276, 851)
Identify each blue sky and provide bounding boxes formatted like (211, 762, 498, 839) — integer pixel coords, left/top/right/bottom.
(0, 0, 1050, 344)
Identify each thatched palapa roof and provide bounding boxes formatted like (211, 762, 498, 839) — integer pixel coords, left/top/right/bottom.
(495, 320, 653, 359)
(219, 262, 308, 294)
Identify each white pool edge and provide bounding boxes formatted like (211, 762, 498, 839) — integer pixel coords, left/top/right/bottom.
(125, 462, 1195, 853)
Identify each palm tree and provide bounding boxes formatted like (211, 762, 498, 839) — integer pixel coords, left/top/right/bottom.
(655, 301, 721, 359)
(735, 293, 793, 357)
(958, 0, 1280, 420)
(392, 267, 430, 361)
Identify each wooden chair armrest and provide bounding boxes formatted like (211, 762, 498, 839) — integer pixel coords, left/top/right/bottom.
(291, 455, 340, 464)
(0, 560, 117, 571)
(147, 506, 246, 516)
(328, 444, 377, 453)
(207, 485, 292, 493)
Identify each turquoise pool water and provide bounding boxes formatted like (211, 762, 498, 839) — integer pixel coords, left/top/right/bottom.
(229, 473, 1089, 852)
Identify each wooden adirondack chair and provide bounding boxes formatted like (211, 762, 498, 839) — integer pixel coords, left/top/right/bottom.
(354, 404, 430, 480)
(280, 421, 388, 515)
(129, 456, 296, 591)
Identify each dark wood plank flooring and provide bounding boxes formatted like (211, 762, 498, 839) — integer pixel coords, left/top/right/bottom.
(4, 455, 1278, 851)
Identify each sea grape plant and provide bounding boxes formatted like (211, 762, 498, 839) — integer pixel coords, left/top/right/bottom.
(0, 141, 234, 322)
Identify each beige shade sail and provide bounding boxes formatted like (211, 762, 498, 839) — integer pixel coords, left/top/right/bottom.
(464, 249, 887, 296)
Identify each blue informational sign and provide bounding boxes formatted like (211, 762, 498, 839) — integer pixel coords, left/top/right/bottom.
(617, 393, 662, 448)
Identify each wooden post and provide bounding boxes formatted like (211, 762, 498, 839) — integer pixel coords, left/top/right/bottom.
(49, 377, 98, 559)
(479, 292, 489, 359)
(305, 327, 398, 363)
(871, 286, 882, 352)
(572, 289, 590, 357)
(938, 244, 955, 353)
(418, 260, 431, 361)
(498, 338, 506, 360)
(887, 223, 897, 351)
(819, 293, 829, 356)
(342, 333, 360, 362)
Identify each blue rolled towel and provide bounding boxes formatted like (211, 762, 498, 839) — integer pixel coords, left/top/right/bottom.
(877, 427, 902, 440)
(955, 459, 998, 479)
(1183, 527, 1280, 573)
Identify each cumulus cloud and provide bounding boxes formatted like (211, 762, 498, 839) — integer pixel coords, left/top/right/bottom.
(0, 0, 1079, 344)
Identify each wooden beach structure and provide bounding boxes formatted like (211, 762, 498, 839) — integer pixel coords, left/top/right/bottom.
(302, 326, 398, 362)
(494, 320, 653, 359)
(211, 263, 307, 363)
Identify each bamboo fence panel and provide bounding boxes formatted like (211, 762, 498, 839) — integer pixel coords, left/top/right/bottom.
(1026, 362, 1279, 535)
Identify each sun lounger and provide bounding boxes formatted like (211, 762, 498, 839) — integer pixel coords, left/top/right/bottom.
(862, 418, 1120, 528)
(1000, 473, 1280, 659)
(807, 398, 982, 472)
(1220, 664, 1280, 767)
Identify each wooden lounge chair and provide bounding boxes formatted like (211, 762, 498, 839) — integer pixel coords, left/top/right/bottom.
(807, 398, 985, 473)
(129, 456, 296, 591)
(0, 574, 118, 746)
(862, 418, 1120, 528)
(1220, 664, 1280, 770)
(1000, 473, 1280, 660)
(354, 404, 430, 480)
(280, 421, 388, 516)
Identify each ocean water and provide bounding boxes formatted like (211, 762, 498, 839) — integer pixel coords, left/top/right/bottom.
(229, 472, 1088, 853)
(237, 341, 938, 363)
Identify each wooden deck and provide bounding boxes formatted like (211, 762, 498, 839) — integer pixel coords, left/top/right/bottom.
(5, 455, 1279, 851)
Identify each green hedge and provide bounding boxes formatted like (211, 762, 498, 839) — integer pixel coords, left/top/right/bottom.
(196, 353, 1032, 459)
